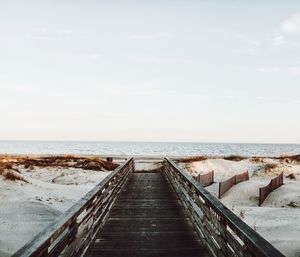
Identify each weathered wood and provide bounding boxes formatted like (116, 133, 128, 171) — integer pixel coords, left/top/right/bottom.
(85, 172, 209, 257)
(12, 158, 134, 257)
(219, 171, 249, 198)
(164, 158, 285, 257)
(259, 172, 284, 206)
(193, 170, 214, 187)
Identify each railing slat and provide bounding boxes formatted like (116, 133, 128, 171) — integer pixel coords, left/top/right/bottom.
(12, 158, 133, 257)
(164, 158, 285, 257)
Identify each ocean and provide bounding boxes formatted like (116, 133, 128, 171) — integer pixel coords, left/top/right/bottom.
(0, 141, 300, 157)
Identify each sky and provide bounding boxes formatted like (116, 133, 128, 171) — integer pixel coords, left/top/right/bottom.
(0, 0, 300, 143)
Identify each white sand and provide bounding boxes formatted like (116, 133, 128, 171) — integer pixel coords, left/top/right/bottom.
(1, 157, 300, 257)
(134, 159, 162, 171)
(180, 158, 300, 257)
(0, 166, 110, 256)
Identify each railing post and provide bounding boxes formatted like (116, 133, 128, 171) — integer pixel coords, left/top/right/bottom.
(12, 158, 134, 257)
(163, 157, 285, 257)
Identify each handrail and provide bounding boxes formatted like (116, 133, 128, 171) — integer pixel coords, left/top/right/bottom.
(13, 158, 134, 257)
(164, 158, 285, 257)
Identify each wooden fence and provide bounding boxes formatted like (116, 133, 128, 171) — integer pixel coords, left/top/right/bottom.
(164, 158, 284, 257)
(193, 170, 214, 187)
(259, 173, 284, 206)
(12, 158, 134, 257)
(219, 171, 249, 198)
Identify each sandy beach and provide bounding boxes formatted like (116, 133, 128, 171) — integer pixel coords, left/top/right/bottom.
(0, 156, 120, 257)
(178, 156, 300, 257)
(0, 155, 300, 257)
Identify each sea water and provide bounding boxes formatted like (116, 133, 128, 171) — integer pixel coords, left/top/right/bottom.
(0, 141, 300, 157)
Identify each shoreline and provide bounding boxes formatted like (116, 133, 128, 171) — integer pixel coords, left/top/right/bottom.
(1, 153, 299, 160)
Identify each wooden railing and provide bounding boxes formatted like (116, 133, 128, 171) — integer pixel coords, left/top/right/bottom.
(164, 158, 285, 257)
(12, 158, 134, 257)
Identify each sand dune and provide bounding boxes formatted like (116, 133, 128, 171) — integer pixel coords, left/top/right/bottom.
(0, 157, 113, 256)
(179, 157, 300, 257)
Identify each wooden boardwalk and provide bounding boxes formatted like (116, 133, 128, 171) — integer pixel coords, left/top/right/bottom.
(85, 172, 209, 257)
(13, 158, 285, 257)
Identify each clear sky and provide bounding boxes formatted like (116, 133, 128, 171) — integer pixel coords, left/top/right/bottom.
(1, 0, 300, 143)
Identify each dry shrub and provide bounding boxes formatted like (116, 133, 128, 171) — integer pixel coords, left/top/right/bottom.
(251, 157, 264, 163)
(277, 154, 300, 163)
(224, 155, 245, 162)
(3, 170, 28, 182)
(24, 163, 31, 169)
(287, 201, 299, 208)
(281, 158, 292, 164)
(0, 162, 15, 171)
(264, 163, 278, 173)
(0, 165, 28, 183)
(239, 209, 245, 219)
(290, 155, 300, 162)
(19, 156, 119, 171)
(176, 156, 207, 163)
(286, 173, 296, 180)
(4, 163, 13, 169)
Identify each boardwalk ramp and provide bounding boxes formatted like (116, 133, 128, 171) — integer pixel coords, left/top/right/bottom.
(85, 172, 208, 257)
(12, 157, 285, 257)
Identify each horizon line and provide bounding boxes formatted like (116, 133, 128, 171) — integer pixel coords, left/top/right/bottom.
(0, 139, 300, 145)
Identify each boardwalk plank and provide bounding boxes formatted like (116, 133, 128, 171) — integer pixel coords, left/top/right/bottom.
(84, 173, 209, 257)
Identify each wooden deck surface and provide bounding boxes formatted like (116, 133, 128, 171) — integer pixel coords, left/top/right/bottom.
(85, 172, 209, 257)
